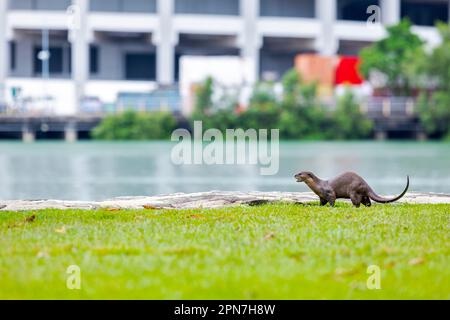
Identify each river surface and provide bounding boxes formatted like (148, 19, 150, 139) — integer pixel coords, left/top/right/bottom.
(0, 141, 448, 201)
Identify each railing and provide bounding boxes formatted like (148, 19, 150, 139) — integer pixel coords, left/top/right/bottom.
(115, 87, 181, 113)
(2, 94, 418, 117)
(361, 97, 417, 119)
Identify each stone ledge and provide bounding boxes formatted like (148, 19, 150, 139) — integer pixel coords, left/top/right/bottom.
(0, 191, 449, 211)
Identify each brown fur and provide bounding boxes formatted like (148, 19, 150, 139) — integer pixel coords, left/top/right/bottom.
(294, 171, 409, 208)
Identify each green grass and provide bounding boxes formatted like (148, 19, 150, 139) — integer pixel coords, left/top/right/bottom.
(0, 203, 449, 300)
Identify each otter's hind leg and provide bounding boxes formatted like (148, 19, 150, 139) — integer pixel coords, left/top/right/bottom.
(350, 193, 362, 208)
(362, 196, 372, 207)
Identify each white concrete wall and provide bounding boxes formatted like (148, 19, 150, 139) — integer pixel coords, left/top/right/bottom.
(88, 12, 158, 33)
(6, 78, 76, 114)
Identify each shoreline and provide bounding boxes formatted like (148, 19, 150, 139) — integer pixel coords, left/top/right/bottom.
(1, 191, 450, 211)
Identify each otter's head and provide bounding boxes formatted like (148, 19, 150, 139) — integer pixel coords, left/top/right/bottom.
(294, 171, 316, 184)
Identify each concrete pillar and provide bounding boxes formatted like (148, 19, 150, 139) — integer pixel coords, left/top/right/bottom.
(22, 124, 35, 143)
(0, 0, 8, 106)
(416, 131, 427, 141)
(381, 0, 400, 26)
(240, 0, 261, 83)
(70, 0, 90, 113)
(317, 0, 338, 56)
(375, 131, 387, 141)
(65, 122, 78, 142)
(155, 0, 175, 85)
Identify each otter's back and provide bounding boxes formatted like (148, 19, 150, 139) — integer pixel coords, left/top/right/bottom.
(329, 172, 368, 197)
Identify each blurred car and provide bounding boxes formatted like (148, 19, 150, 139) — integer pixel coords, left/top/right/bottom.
(80, 96, 103, 114)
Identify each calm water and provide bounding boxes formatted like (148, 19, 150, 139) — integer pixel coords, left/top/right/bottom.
(0, 141, 449, 201)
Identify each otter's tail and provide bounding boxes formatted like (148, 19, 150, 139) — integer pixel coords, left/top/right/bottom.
(369, 176, 409, 204)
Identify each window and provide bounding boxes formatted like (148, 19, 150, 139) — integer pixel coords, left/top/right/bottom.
(125, 53, 156, 80)
(9, 0, 72, 10)
(90, 0, 156, 13)
(338, 0, 380, 21)
(90, 45, 99, 74)
(33, 47, 64, 75)
(175, 0, 239, 15)
(8, 0, 34, 10)
(401, 1, 448, 26)
(10, 42, 16, 71)
(260, 0, 315, 18)
(34, 0, 71, 10)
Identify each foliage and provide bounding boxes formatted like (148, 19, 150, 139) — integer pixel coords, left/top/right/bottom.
(359, 19, 425, 95)
(92, 109, 177, 140)
(332, 90, 373, 140)
(426, 23, 450, 91)
(194, 108, 239, 133)
(417, 23, 450, 138)
(93, 68, 376, 141)
(417, 91, 450, 138)
(237, 82, 280, 130)
(278, 69, 329, 139)
(193, 76, 214, 116)
(190, 70, 374, 140)
(1, 204, 448, 299)
(359, 20, 450, 139)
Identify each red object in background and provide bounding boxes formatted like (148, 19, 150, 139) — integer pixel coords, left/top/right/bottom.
(335, 56, 364, 85)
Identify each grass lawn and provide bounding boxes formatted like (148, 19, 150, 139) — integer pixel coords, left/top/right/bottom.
(0, 203, 449, 300)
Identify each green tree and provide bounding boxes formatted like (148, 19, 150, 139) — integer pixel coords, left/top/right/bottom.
(238, 81, 280, 130)
(417, 92, 450, 138)
(359, 19, 426, 95)
(188, 69, 374, 141)
(92, 110, 177, 140)
(278, 69, 327, 139)
(427, 23, 450, 91)
(332, 91, 373, 140)
(417, 23, 450, 138)
(193, 76, 214, 116)
(190, 77, 240, 133)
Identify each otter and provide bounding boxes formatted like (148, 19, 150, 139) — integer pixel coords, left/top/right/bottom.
(294, 171, 409, 207)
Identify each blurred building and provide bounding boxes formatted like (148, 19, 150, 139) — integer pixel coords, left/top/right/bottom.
(0, 0, 449, 114)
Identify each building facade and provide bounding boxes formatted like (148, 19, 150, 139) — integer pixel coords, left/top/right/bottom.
(0, 0, 449, 114)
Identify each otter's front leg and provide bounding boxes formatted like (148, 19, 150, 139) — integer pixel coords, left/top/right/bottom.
(320, 198, 328, 206)
(328, 198, 336, 207)
(325, 190, 336, 207)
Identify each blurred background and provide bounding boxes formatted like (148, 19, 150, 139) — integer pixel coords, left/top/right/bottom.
(0, 0, 449, 200)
